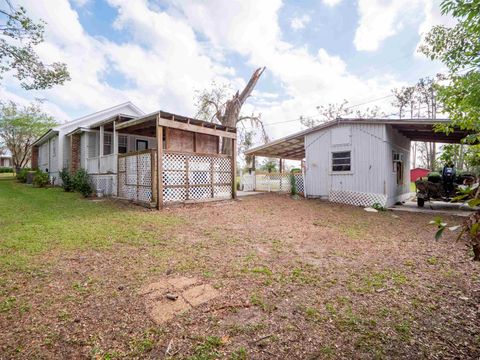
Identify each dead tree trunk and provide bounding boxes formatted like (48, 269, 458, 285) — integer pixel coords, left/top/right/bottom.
(216, 67, 265, 154)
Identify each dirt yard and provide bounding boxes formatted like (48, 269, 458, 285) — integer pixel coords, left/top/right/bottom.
(1, 181, 479, 359)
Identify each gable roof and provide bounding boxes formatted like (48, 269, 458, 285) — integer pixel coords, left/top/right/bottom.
(33, 102, 145, 146)
(56, 101, 144, 132)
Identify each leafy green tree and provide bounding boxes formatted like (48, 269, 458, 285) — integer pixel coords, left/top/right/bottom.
(420, 0, 480, 260)
(261, 159, 278, 173)
(419, 0, 480, 142)
(0, 0, 70, 90)
(439, 144, 466, 169)
(0, 101, 56, 169)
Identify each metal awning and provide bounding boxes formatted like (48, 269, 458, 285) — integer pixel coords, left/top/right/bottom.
(245, 118, 473, 160)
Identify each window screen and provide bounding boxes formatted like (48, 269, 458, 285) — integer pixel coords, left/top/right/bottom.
(332, 151, 351, 172)
(104, 133, 112, 155)
(118, 135, 128, 154)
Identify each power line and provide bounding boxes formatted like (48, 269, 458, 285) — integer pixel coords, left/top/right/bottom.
(261, 67, 478, 128)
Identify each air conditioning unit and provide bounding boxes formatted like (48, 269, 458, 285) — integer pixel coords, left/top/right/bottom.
(393, 152, 403, 162)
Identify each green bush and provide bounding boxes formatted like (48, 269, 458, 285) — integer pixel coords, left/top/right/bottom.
(16, 168, 30, 183)
(0, 167, 13, 173)
(72, 169, 92, 197)
(33, 170, 50, 188)
(59, 168, 74, 192)
(290, 173, 298, 195)
(427, 172, 442, 183)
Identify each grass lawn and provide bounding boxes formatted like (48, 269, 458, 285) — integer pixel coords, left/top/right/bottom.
(1, 178, 479, 359)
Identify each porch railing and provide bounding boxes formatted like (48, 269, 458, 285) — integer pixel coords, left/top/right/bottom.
(86, 154, 117, 174)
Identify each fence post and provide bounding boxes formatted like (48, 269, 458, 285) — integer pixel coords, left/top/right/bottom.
(151, 150, 157, 205)
(156, 122, 164, 209)
(231, 137, 237, 199)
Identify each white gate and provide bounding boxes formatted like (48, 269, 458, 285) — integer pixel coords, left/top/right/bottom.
(241, 172, 304, 195)
(241, 173, 255, 191)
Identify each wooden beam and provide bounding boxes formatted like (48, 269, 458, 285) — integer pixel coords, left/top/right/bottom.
(157, 117, 236, 139)
(151, 148, 157, 205)
(156, 121, 164, 209)
(116, 114, 157, 130)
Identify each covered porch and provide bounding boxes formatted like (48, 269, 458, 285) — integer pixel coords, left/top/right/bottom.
(80, 114, 156, 175)
(113, 111, 237, 208)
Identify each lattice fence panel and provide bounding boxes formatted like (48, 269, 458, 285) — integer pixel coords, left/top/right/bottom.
(117, 151, 154, 204)
(90, 174, 117, 196)
(162, 152, 232, 204)
(251, 173, 305, 195)
(329, 190, 387, 207)
(294, 174, 304, 195)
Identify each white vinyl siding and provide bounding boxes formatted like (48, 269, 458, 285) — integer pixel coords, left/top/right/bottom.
(305, 123, 388, 198)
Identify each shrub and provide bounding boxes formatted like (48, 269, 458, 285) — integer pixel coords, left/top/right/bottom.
(72, 169, 92, 197)
(16, 168, 30, 183)
(372, 202, 386, 211)
(0, 167, 13, 173)
(290, 173, 298, 195)
(427, 172, 442, 183)
(33, 170, 50, 188)
(59, 168, 74, 192)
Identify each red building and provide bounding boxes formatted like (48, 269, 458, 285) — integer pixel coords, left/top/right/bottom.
(410, 167, 430, 182)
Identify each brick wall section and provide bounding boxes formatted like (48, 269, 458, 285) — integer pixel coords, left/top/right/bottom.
(31, 146, 39, 169)
(70, 134, 81, 173)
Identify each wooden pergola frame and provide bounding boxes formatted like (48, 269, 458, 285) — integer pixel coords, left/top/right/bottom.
(116, 111, 237, 209)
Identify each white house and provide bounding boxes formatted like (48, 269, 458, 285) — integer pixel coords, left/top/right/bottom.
(32, 103, 237, 207)
(32, 102, 146, 191)
(0, 149, 13, 168)
(245, 118, 469, 207)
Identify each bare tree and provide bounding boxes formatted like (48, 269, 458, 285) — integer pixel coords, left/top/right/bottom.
(300, 100, 386, 128)
(195, 67, 267, 154)
(392, 77, 443, 170)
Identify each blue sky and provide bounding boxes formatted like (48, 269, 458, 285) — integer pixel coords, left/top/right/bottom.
(3, 0, 451, 140)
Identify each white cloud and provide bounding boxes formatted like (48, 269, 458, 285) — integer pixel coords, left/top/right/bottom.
(167, 1, 404, 139)
(4, 0, 437, 143)
(71, 0, 91, 7)
(322, 0, 343, 7)
(415, 0, 456, 56)
(354, 0, 425, 52)
(290, 15, 311, 30)
(354, 0, 454, 53)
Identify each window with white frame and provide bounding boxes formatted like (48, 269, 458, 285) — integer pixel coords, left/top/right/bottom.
(332, 151, 351, 172)
(118, 135, 128, 154)
(104, 133, 112, 155)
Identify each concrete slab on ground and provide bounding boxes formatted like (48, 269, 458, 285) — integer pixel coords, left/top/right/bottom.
(237, 191, 264, 197)
(389, 200, 475, 217)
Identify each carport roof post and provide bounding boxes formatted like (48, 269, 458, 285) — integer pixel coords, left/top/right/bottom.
(245, 118, 474, 159)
